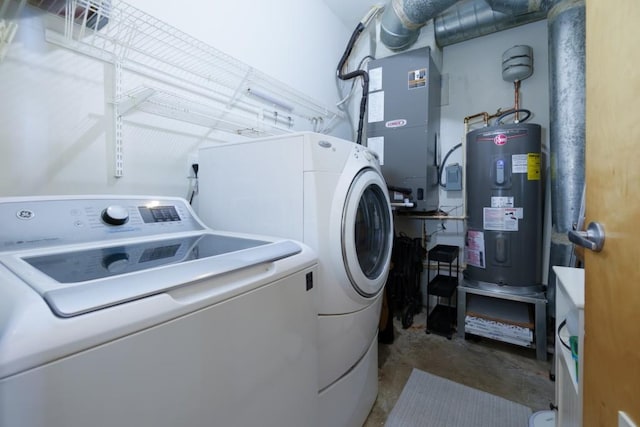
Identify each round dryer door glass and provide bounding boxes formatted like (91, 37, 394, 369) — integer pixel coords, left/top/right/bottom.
(342, 169, 393, 297)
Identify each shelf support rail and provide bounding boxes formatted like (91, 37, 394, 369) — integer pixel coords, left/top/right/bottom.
(0, 0, 26, 62)
(113, 60, 124, 177)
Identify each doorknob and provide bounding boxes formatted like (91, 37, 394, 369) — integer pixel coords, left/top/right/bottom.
(568, 221, 605, 252)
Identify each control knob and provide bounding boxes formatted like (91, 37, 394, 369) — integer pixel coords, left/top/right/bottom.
(102, 253, 130, 273)
(101, 205, 129, 226)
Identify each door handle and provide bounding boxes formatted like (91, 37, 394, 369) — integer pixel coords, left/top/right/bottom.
(568, 221, 605, 252)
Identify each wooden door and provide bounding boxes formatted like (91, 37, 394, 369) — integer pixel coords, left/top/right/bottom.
(583, 0, 640, 425)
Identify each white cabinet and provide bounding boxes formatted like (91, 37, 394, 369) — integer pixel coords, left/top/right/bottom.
(553, 266, 584, 427)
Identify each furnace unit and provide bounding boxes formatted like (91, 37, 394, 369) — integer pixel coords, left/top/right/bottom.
(366, 47, 441, 212)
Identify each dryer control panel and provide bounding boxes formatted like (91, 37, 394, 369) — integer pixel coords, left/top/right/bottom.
(0, 196, 205, 252)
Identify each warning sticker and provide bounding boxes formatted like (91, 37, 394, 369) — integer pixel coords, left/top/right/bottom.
(528, 153, 541, 180)
(368, 67, 382, 92)
(483, 207, 519, 231)
(512, 154, 528, 173)
(408, 68, 427, 89)
(491, 196, 514, 208)
(465, 230, 485, 269)
(367, 91, 384, 123)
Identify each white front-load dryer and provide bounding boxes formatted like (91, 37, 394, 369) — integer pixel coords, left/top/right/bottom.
(198, 132, 394, 427)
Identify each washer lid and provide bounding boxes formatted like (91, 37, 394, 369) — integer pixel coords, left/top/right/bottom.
(3, 234, 302, 318)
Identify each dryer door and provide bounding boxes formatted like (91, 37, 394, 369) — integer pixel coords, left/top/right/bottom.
(342, 168, 393, 297)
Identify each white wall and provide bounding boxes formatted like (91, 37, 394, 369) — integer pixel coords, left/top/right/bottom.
(0, 1, 352, 198)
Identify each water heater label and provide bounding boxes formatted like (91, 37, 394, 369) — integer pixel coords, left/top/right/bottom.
(512, 154, 528, 173)
(512, 153, 541, 180)
(483, 207, 519, 231)
(465, 230, 485, 268)
(491, 196, 514, 208)
(527, 153, 541, 180)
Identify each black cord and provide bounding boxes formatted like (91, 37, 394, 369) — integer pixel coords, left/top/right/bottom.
(337, 22, 369, 145)
(358, 55, 375, 70)
(339, 55, 375, 104)
(496, 108, 532, 125)
(557, 319, 572, 350)
(189, 163, 199, 205)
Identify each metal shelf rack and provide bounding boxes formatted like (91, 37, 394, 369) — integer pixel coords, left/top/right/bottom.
(426, 244, 460, 339)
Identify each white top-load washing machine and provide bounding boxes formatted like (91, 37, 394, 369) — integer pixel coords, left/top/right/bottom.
(198, 132, 394, 427)
(0, 195, 319, 427)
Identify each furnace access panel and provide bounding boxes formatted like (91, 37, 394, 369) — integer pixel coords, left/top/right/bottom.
(366, 47, 441, 212)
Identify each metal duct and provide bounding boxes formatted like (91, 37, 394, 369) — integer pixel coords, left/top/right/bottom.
(546, 0, 585, 311)
(433, 0, 549, 47)
(380, 0, 458, 50)
(485, 0, 531, 15)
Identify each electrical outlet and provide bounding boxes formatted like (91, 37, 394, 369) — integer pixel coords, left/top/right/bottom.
(619, 411, 637, 427)
(187, 152, 199, 177)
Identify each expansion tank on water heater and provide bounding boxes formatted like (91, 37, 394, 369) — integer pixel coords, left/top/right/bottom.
(464, 123, 543, 292)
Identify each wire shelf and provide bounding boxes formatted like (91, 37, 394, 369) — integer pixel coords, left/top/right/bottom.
(40, 0, 342, 132)
(122, 86, 294, 137)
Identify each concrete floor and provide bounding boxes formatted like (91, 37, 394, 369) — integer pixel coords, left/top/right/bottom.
(363, 311, 555, 426)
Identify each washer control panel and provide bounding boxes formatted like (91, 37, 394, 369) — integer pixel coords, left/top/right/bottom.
(0, 196, 205, 251)
(102, 205, 130, 225)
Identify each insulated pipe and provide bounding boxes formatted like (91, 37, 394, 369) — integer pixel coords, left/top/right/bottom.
(380, 0, 458, 50)
(434, 0, 549, 47)
(379, 0, 550, 51)
(485, 0, 531, 15)
(546, 0, 586, 312)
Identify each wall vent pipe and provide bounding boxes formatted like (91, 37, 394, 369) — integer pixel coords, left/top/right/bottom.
(379, 0, 551, 51)
(485, 0, 532, 15)
(546, 0, 585, 312)
(380, 0, 458, 50)
(433, 0, 549, 47)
